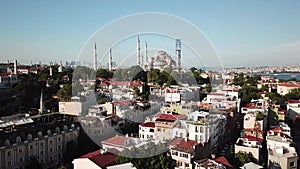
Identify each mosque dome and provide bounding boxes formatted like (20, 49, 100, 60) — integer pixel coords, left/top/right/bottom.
(149, 50, 176, 70)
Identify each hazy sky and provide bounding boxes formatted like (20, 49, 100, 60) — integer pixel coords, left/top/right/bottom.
(0, 0, 300, 67)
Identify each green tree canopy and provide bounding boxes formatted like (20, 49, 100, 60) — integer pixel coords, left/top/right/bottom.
(58, 84, 72, 101)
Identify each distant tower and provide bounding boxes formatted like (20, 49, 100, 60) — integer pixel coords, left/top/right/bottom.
(109, 47, 112, 71)
(137, 35, 141, 66)
(176, 39, 181, 70)
(145, 41, 148, 64)
(49, 67, 53, 76)
(94, 42, 97, 71)
(141, 54, 144, 67)
(13, 59, 17, 74)
(39, 90, 44, 114)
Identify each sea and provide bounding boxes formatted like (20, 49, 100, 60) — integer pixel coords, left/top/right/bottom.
(255, 73, 300, 81)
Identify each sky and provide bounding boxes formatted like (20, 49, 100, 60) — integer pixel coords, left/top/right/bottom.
(0, 0, 300, 67)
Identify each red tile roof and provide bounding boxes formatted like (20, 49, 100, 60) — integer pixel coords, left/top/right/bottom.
(0, 73, 11, 76)
(288, 100, 300, 104)
(130, 81, 143, 87)
(102, 136, 130, 147)
(112, 100, 134, 106)
(243, 135, 263, 143)
(80, 150, 118, 168)
(155, 113, 177, 122)
(278, 83, 300, 87)
(170, 137, 198, 153)
(215, 156, 233, 168)
(140, 122, 155, 128)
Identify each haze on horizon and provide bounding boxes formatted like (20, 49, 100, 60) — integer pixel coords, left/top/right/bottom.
(0, 0, 300, 67)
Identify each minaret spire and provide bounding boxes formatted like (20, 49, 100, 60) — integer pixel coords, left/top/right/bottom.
(39, 89, 44, 115)
(94, 42, 97, 71)
(145, 41, 148, 64)
(109, 47, 112, 71)
(137, 35, 141, 66)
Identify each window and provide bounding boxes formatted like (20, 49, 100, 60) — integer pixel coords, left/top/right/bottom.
(182, 153, 189, 158)
(19, 149, 22, 153)
(40, 142, 43, 146)
(20, 157, 23, 162)
(200, 127, 203, 133)
(7, 161, 11, 166)
(150, 129, 154, 132)
(290, 161, 295, 167)
(29, 145, 33, 150)
(195, 126, 198, 132)
(7, 151, 11, 157)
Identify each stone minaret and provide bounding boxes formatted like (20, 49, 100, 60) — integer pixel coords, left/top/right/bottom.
(145, 41, 148, 64)
(109, 47, 112, 71)
(39, 90, 44, 114)
(13, 59, 17, 74)
(94, 42, 97, 71)
(137, 35, 140, 66)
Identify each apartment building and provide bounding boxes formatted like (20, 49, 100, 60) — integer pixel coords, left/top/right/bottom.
(0, 120, 79, 169)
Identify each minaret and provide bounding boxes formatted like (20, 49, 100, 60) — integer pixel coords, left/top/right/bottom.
(145, 41, 148, 64)
(141, 54, 144, 67)
(137, 35, 141, 66)
(39, 90, 44, 114)
(49, 67, 53, 76)
(176, 39, 181, 70)
(109, 47, 112, 71)
(94, 42, 97, 71)
(13, 59, 17, 74)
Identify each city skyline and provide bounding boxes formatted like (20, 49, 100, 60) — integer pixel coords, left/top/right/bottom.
(1, 1, 300, 67)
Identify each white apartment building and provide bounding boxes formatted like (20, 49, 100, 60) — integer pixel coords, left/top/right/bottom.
(186, 111, 226, 151)
(266, 135, 298, 169)
(277, 83, 300, 96)
(287, 100, 300, 120)
(170, 137, 198, 169)
(139, 122, 155, 140)
(235, 136, 262, 162)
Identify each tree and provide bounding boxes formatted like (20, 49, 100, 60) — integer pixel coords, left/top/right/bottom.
(284, 88, 300, 100)
(58, 84, 72, 101)
(96, 68, 113, 79)
(235, 152, 254, 167)
(73, 66, 95, 80)
(266, 92, 285, 105)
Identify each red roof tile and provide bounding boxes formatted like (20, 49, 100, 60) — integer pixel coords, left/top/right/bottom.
(215, 156, 233, 168)
(155, 113, 177, 122)
(81, 150, 118, 168)
(288, 100, 300, 104)
(140, 122, 155, 128)
(243, 135, 263, 143)
(102, 136, 130, 147)
(170, 137, 198, 152)
(112, 100, 134, 106)
(278, 83, 300, 87)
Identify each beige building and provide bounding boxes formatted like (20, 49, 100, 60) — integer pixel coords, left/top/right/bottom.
(266, 135, 298, 169)
(0, 123, 80, 169)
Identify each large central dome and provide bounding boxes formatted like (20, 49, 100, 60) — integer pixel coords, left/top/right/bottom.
(149, 50, 177, 70)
